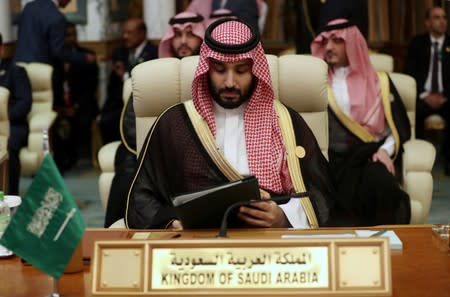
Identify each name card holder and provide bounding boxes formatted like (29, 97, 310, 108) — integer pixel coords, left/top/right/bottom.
(91, 238, 391, 296)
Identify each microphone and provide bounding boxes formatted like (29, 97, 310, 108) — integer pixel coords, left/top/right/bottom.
(217, 192, 310, 238)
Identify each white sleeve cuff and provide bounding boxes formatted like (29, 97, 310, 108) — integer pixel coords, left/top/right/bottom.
(419, 91, 428, 99)
(279, 198, 310, 229)
(380, 134, 395, 157)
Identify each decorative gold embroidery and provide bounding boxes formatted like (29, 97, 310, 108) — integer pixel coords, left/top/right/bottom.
(184, 101, 241, 181)
(274, 100, 319, 229)
(328, 88, 376, 142)
(377, 72, 400, 160)
(295, 146, 306, 159)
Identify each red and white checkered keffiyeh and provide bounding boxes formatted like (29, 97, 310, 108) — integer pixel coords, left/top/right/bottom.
(192, 20, 290, 194)
(311, 19, 385, 137)
(158, 12, 206, 58)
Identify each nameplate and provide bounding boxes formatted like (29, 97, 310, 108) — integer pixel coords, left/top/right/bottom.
(91, 238, 391, 296)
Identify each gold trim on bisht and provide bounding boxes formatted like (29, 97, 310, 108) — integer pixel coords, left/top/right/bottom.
(185, 100, 319, 228)
(184, 100, 242, 181)
(328, 73, 401, 161)
(377, 72, 400, 160)
(274, 100, 319, 229)
(328, 87, 376, 142)
(119, 95, 137, 155)
(124, 103, 179, 228)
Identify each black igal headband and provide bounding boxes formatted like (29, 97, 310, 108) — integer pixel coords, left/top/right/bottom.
(169, 14, 204, 25)
(209, 11, 236, 19)
(318, 20, 355, 34)
(204, 18, 260, 54)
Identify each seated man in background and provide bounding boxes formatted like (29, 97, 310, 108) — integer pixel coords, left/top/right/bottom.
(158, 12, 205, 58)
(104, 12, 205, 227)
(52, 22, 99, 172)
(126, 18, 335, 230)
(405, 6, 450, 174)
(186, 0, 263, 33)
(311, 19, 411, 226)
(207, 8, 237, 27)
(99, 18, 157, 144)
(0, 33, 32, 194)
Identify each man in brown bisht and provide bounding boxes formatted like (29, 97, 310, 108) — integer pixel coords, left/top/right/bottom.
(126, 19, 335, 230)
(311, 19, 411, 226)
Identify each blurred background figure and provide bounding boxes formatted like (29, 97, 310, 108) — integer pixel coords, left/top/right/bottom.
(405, 6, 450, 175)
(104, 12, 205, 227)
(0, 33, 32, 195)
(52, 22, 99, 172)
(158, 12, 205, 58)
(99, 18, 157, 145)
(186, 0, 265, 32)
(207, 8, 237, 27)
(14, 0, 96, 103)
(295, 0, 368, 54)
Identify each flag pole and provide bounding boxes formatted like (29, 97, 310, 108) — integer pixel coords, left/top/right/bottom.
(42, 127, 50, 156)
(44, 277, 60, 297)
(43, 129, 61, 297)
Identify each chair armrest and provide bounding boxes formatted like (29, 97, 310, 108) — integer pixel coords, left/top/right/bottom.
(28, 111, 57, 132)
(402, 139, 436, 172)
(0, 151, 7, 163)
(0, 135, 7, 162)
(0, 150, 8, 194)
(109, 218, 126, 228)
(98, 141, 120, 210)
(402, 139, 436, 224)
(98, 141, 120, 172)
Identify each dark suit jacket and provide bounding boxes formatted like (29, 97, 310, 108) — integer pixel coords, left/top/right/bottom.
(100, 41, 157, 143)
(0, 60, 32, 151)
(13, 0, 86, 65)
(296, 0, 368, 54)
(67, 47, 99, 120)
(319, 0, 368, 37)
(212, 0, 259, 32)
(53, 46, 99, 118)
(405, 33, 450, 100)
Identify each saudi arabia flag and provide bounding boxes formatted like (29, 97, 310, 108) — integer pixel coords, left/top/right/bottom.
(0, 154, 85, 278)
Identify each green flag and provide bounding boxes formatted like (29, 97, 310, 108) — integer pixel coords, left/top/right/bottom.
(0, 154, 85, 278)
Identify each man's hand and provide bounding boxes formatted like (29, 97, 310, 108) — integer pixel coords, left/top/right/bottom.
(113, 60, 126, 78)
(237, 191, 289, 227)
(424, 93, 446, 110)
(372, 148, 395, 175)
(168, 219, 183, 231)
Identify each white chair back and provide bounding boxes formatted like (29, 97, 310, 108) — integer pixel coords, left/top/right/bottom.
(389, 72, 416, 138)
(369, 53, 394, 72)
(0, 87, 10, 140)
(132, 55, 329, 159)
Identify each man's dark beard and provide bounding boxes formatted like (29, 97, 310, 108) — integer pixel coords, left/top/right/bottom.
(174, 45, 200, 59)
(208, 77, 257, 109)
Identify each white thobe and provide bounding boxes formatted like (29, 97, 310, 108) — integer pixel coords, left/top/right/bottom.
(213, 102, 309, 228)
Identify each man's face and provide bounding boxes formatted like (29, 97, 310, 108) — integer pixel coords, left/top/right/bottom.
(426, 8, 447, 37)
(171, 27, 202, 58)
(323, 34, 349, 68)
(64, 26, 77, 48)
(57, 0, 71, 8)
(123, 21, 146, 49)
(208, 58, 255, 109)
